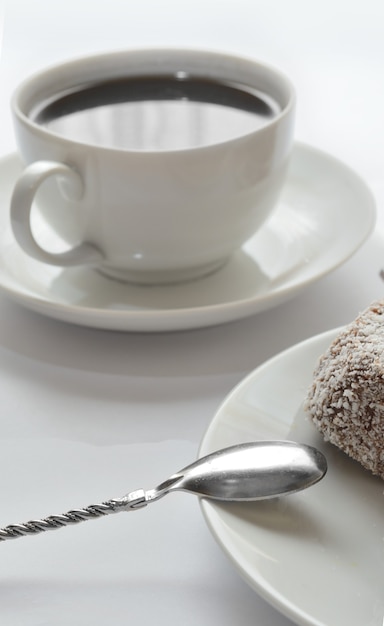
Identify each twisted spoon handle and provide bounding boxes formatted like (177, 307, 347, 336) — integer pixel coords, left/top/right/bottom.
(0, 490, 147, 542)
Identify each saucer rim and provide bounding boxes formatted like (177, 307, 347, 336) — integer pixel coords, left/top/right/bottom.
(0, 143, 376, 332)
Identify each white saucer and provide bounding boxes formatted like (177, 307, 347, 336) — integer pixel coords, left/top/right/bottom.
(199, 328, 384, 626)
(0, 145, 375, 332)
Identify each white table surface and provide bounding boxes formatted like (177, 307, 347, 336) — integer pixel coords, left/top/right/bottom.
(0, 1, 383, 625)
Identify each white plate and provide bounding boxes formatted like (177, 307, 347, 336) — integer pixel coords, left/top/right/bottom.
(0, 145, 375, 332)
(199, 329, 384, 626)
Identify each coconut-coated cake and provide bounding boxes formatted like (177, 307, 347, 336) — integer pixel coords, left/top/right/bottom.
(305, 301, 384, 480)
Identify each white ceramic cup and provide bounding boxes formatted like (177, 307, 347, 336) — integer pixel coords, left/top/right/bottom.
(10, 49, 295, 284)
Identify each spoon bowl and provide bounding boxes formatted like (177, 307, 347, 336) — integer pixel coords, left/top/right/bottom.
(147, 441, 327, 503)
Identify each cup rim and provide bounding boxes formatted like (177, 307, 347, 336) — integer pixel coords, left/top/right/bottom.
(12, 47, 296, 156)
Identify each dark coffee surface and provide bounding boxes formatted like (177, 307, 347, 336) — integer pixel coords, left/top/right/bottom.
(31, 75, 281, 150)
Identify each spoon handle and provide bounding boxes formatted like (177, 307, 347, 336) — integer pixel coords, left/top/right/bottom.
(0, 490, 147, 542)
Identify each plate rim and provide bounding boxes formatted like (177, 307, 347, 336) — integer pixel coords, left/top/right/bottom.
(198, 326, 383, 626)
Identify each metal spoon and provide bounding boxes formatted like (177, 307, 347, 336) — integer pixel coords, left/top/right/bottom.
(0, 441, 326, 542)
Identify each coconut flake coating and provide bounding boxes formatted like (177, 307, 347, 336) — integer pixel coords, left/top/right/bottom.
(305, 301, 384, 480)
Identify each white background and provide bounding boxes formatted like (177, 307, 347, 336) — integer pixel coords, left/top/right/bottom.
(0, 2, 383, 625)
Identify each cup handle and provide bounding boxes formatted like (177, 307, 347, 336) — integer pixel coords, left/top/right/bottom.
(10, 160, 104, 267)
